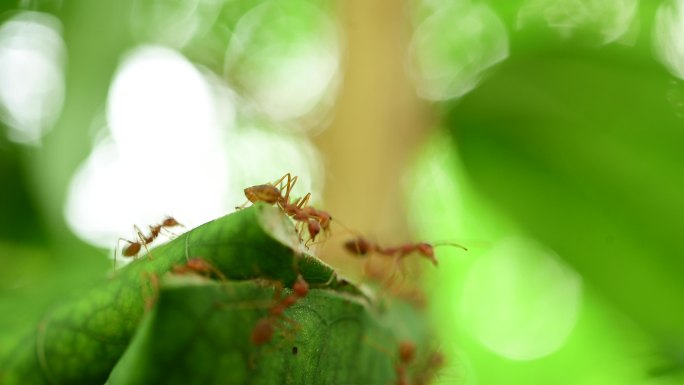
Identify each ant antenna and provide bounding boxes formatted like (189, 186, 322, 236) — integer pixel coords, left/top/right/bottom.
(431, 241, 468, 252)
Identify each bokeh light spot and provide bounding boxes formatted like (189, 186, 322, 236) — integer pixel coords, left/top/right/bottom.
(461, 237, 582, 360)
(66, 46, 230, 250)
(409, 2, 509, 101)
(107, 46, 220, 156)
(0, 11, 65, 144)
(129, 0, 223, 48)
(224, 1, 340, 125)
(517, 0, 638, 44)
(655, 0, 684, 80)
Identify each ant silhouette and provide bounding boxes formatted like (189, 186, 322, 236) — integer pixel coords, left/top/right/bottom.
(116, 216, 183, 264)
(344, 236, 467, 266)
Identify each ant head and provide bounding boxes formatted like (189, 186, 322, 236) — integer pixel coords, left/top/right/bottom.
(244, 185, 281, 204)
(162, 217, 181, 227)
(398, 341, 416, 364)
(293, 276, 309, 297)
(417, 243, 438, 266)
(307, 220, 321, 238)
(416, 243, 434, 256)
(318, 212, 332, 228)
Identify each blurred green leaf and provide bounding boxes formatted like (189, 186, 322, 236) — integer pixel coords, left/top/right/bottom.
(106, 278, 395, 385)
(448, 44, 684, 365)
(0, 204, 424, 384)
(0, 204, 355, 384)
(0, 141, 48, 245)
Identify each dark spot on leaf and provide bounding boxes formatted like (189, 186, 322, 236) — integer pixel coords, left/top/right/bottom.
(292, 346, 298, 355)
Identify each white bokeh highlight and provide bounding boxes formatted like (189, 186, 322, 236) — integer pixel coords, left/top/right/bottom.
(129, 0, 223, 48)
(517, 0, 639, 44)
(655, 0, 684, 80)
(461, 237, 582, 360)
(0, 11, 66, 144)
(66, 46, 230, 249)
(225, 128, 323, 208)
(409, 2, 509, 101)
(224, 1, 340, 124)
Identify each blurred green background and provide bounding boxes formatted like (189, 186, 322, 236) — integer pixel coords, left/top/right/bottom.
(2, 0, 684, 383)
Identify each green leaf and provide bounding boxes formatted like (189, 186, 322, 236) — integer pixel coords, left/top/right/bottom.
(447, 45, 684, 358)
(106, 277, 396, 385)
(0, 204, 354, 385)
(1, 203, 433, 385)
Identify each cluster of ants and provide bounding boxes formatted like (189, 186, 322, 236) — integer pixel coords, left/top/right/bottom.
(239, 172, 466, 265)
(117, 173, 465, 277)
(116, 173, 462, 385)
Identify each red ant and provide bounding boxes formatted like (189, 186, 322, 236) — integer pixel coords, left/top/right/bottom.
(301, 206, 332, 238)
(144, 217, 182, 244)
(395, 342, 446, 385)
(251, 275, 310, 345)
(343, 236, 467, 266)
(241, 173, 332, 246)
(171, 257, 226, 281)
(395, 341, 416, 385)
(116, 216, 183, 263)
(284, 196, 334, 247)
(344, 236, 467, 287)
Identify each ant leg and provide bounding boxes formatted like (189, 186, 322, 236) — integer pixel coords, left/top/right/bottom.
(360, 257, 374, 288)
(303, 235, 313, 249)
(282, 175, 299, 204)
(296, 193, 311, 209)
(114, 238, 121, 266)
(380, 255, 403, 289)
(140, 271, 160, 311)
(181, 235, 228, 281)
(303, 235, 328, 248)
(271, 281, 285, 302)
(271, 173, 294, 199)
(391, 257, 409, 290)
(270, 173, 298, 205)
(134, 225, 154, 260)
(206, 263, 227, 281)
(271, 173, 290, 188)
(293, 220, 307, 244)
(159, 226, 181, 240)
(277, 315, 302, 341)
